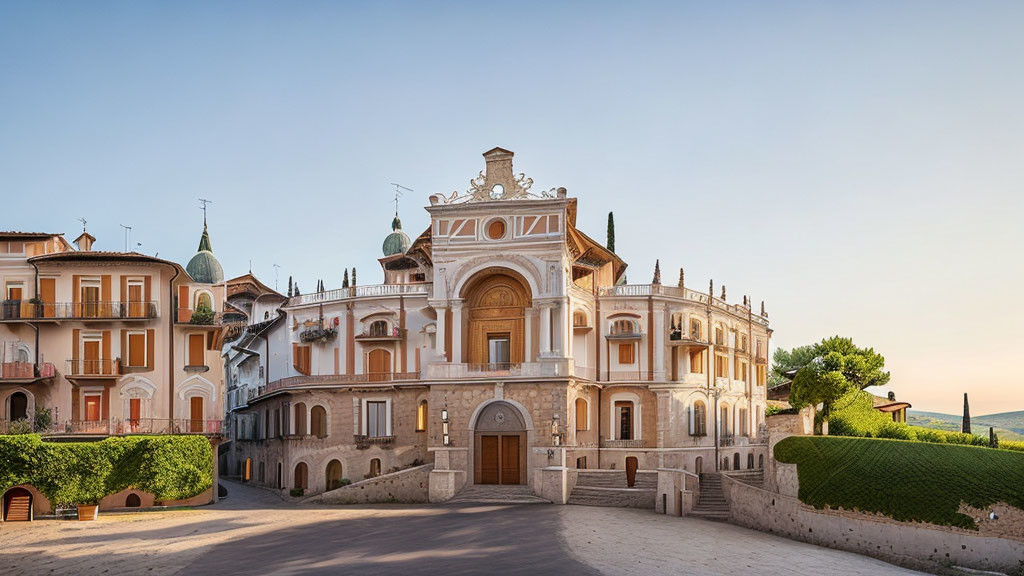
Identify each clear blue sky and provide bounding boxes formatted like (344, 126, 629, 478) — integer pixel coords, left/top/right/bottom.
(2, 1, 1021, 414)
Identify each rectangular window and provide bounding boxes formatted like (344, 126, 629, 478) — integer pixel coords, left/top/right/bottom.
(292, 343, 312, 375)
(689, 318, 702, 340)
(740, 335, 748, 352)
(366, 401, 388, 437)
(188, 333, 205, 366)
(689, 349, 703, 374)
(81, 281, 101, 318)
(615, 401, 633, 440)
(127, 331, 146, 367)
(416, 402, 427, 432)
(488, 335, 510, 366)
(757, 365, 767, 386)
(721, 406, 729, 437)
(84, 394, 102, 422)
(715, 354, 728, 378)
(618, 343, 635, 364)
(127, 279, 145, 318)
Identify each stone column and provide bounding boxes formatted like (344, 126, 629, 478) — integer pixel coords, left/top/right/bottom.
(451, 300, 463, 363)
(539, 304, 551, 356)
(524, 309, 533, 362)
(434, 304, 448, 359)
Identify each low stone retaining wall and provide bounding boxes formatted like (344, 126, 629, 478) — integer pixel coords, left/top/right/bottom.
(722, 475, 1024, 573)
(312, 463, 433, 505)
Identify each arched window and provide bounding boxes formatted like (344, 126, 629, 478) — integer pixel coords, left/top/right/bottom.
(573, 310, 588, 328)
(733, 453, 741, 471)
(575, 397, 588, 431)
(758, 454, 764, 469)
(722, 457, 729, 471)
(311, 405, 327, 438)
(195, 291, 212, 310)
(695, 456, 703, 475)
(369, 320, 389, 337)
(294, 462, 308, 490)
(689, 318, 702, 340)
(747, 453, 755, 469)
(369, 458, 381, 478)
(258, 461, 265, 483)
(610, 319, 637, 335)
(416, 400, 428, 432)
(691, 401, 707, 436)
(326, 460, 344, 491)
(669, 313, 683, 340)
(293, 402, 307, 435)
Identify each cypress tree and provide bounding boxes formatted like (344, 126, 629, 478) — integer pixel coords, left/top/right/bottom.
(342, 269, 349, 289)
(606, 212, 616, 253)
(287, 276, 294, 297)
(351, 268, 357, 287)
(962, 393, 971, 434)
(294, 283, 300, 296)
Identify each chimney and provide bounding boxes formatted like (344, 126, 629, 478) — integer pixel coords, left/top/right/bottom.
(75, 232, 96, 252)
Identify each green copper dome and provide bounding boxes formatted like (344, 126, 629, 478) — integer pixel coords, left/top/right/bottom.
(382, 215, 411, 256)
(186, 224, 224, 284)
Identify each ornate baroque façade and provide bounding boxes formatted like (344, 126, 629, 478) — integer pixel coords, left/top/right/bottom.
(225, 147, 772, 502)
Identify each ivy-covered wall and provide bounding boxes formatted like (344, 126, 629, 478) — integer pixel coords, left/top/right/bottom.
(0, 435, 212, 508)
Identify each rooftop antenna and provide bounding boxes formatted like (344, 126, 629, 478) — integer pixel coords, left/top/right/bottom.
(273, 263, 281, 292)
(198, 198, 212, 226)
(389, 183, 413, 216)
(119, 224, 132, 252)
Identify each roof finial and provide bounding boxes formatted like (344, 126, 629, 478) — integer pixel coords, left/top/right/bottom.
(709, 279, 714, 296)
(678, 267, 685, 288)
(77, 217, 87, 234)
(199, 198, 212, 229)
(389, 183, 412, 230)
(652, 259, 661, 285)
(721, 284, 726, 300)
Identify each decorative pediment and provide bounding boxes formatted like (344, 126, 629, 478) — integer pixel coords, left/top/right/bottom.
(430, 147, 566, 205)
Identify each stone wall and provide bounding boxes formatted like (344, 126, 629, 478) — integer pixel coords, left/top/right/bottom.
(722, 475, 1024, 573)
(656, 468, 699, 516)
(315, 463, 433, 505)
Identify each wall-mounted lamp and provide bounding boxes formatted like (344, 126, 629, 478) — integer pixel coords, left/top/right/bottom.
(442, 407, 450, 446)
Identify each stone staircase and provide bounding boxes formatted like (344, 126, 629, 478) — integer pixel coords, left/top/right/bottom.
(446, 484, 551, 505)
(726, 469, 765, 488)
(690, 473, 728, 521)
(567, 470, 657, 509)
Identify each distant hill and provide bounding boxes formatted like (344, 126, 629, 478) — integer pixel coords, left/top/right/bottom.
(907, 410, 1024, 442)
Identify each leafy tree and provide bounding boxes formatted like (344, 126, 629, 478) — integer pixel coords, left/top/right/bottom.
(769, 344, 817, 388)
(786, 336, 891, 422)
(606, 212, 615, 253)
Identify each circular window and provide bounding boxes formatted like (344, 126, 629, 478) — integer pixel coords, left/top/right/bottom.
(490, 184, 504, 199)
(486, 219, 506, 240)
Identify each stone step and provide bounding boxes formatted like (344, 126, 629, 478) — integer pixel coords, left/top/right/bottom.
(574, 471, 657, 489)
(447, 485, 551, 505)
(567, 486, 656, 509)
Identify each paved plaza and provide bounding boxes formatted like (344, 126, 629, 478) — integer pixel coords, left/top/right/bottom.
(0, 481, 927, 576)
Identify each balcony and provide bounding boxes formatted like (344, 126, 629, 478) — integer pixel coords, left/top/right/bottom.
(604, 370, 667, 382)
(0, 361, 56, 382)
(288, 283, 432, 307)
(65, 359, 120, 378)
(354, 434, 395, 450)
(260, 372, 420, 398)
(2, 418, 227, 436)
(0, 301, 158, 321)
(424, 360, 572, 380)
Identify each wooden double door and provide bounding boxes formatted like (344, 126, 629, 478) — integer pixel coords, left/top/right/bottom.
(479, 434, 521, 485)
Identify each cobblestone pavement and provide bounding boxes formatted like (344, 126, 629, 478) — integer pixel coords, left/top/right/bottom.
(0, 480, 927, 576)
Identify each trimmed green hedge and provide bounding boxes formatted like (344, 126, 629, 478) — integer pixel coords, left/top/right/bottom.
(0, 435, 212, 508)
(774, 435, 1024, 529)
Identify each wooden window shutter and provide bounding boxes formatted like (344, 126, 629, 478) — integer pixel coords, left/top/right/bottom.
(128, 333, 146, 367)
(120, 276, 128, 305)
(144, 276, 151, 304)
(618, 343, 634, 364)
(101, 275, 111, 305)
(146, 329, 155, 369)
(292, 342, 299, 372)
(120, 329, 127, 366)
(72, 329, 80, 362)
(189, 333, 204, 366)
(102, 330, 111, 373)
(177, 285, 190, 322)
(72, 275, 81, 307)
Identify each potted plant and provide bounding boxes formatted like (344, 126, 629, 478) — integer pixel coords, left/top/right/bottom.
(77, 501, 100, 521)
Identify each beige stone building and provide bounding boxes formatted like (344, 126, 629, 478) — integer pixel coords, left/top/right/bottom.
(0, 221, 229, 515)
(228, 147, 772, 503)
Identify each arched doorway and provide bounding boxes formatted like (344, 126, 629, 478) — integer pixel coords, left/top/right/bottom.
(125, 493, 142, 508)
(8, 392, 28, 422)
(326, 460, 343, 491)
(694, 456, 703, 475)
(733, 453, 741, 471)
(3, 487, 32, 522)
(294, 463, 308, 491)
(367, 349, 392, 382)
(473, 401, 527, 485)
(462, 270, 532, 366)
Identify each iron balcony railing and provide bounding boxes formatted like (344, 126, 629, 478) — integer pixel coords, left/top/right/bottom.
(1, 418, 227, 436)
(0, 300, 158, 321)
(66, 358, 119, 376)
